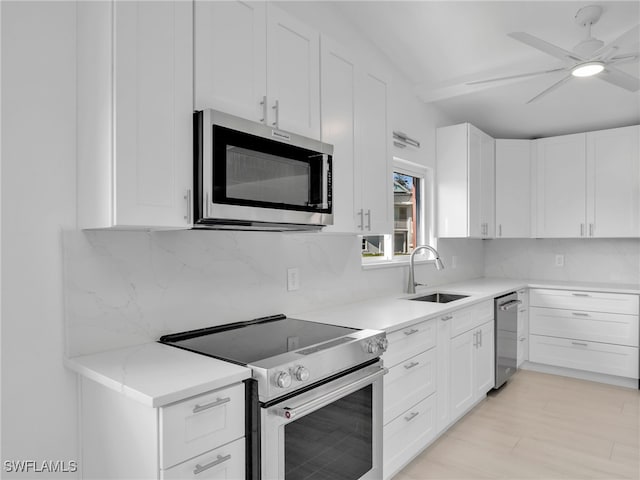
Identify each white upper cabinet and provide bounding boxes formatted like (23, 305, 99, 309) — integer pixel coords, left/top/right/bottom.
(356, 68, 391, 234)
(437, 123, 495, 238)
(586, 125, 640, 238)
(77, 1, 193, 229)
(194, 2, 320, 139)
(495, 139, 532, 238)
(535, 133, 587, 237)
(320, 36, 390, 234)
(194, 1, 267, 122)
(535, 125, 639, 238)
(320, 36, 356, 233)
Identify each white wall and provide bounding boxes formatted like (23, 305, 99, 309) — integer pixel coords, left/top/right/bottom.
(484, 238, 640, 285)
(1, 2, 78, 477)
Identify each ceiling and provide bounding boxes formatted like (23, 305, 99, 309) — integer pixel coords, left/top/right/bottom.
(332, 1, 640, 139)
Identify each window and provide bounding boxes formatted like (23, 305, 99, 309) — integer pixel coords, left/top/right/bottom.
(362, 159, 434, 264)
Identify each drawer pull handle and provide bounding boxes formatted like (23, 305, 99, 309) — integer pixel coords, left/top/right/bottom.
(193, 454, 231, 475)
(404, 411, 419, 422)
(404, 361, 420, 370)
(193, 397, 231, 414)
(441, 315, 453, 322)
(403, 328, 419, 336)
(572, 293, 590, 297)
(571, 341, 588, 347)
(572, 312, 590, 317)
(519, 337, 526, 342)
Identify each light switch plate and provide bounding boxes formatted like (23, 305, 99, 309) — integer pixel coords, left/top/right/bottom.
(287, 268, 300, 291)
(555, 254, 564, 267)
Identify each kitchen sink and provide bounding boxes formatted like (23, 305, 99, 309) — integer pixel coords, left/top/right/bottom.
(408, 292, 469, 303)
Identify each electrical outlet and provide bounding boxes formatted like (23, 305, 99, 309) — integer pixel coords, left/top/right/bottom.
(287, 268, 300, 291)
(555, 254, 564, 267)
(451, 256, 458, 269)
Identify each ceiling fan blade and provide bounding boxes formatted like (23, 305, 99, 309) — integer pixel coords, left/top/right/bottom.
(508, 32, 584, 63)
(608, 54, 639, 65)
(599, 65, 640, 91)
(466, 68, 566, 85)
(591, 25, 640, 61)
(526, 74, 573, 104)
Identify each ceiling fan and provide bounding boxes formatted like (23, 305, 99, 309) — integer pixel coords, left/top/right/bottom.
(467, 5, 640, 103)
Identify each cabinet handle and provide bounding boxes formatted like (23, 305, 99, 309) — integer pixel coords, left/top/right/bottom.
(441, 315, 453, 322)
(580, 223, 585, 236)
(193, 396, 231, 414)
(184, 189, 192, 222)
(393, 140, 407, 149)
(473, 331, 478, 347)
(193, 454, 231, 475)
(404, 361, 420, 370)
(589, 223, 594, 237)
(519, 337, 526, 342)
(519, 309, 526, 313)
(365, 209, 371, 231)
(571, 341, 588, 347)
(479, 329, 483, 347)
(404, 411, 419, 422)
(272, 99, 279, 127)
(498, 224, 502, 237)
(259, 95, 267, 123)
(572, 312, 590, 317)
(403, 328, 419, 336)
(357, 209, 364, 230)
(571, 293, 590, 297)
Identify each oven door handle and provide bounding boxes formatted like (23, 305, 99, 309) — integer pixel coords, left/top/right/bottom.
(274, 367, 387, 420)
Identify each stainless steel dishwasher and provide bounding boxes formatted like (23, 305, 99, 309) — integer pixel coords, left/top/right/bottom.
(494, 292, 521, 388)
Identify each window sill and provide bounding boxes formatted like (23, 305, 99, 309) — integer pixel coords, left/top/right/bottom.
(361, 257, 439, 271)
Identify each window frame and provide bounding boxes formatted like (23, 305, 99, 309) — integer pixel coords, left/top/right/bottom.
(361, 158, 436, 268)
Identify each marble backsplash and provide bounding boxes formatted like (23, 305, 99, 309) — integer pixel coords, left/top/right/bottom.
(484, 238, 640, 285)
(63, 230, 483, 357)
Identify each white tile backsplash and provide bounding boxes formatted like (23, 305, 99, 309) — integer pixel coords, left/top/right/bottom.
(484, 238, 640, 285)
(63, 231, 484, 356)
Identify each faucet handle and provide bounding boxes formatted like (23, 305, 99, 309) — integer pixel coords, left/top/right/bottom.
(414, 282, 428, 288)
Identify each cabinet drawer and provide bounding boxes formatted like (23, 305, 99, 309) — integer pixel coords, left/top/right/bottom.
(383, 319, 435, 368)
(530, 289, 639, 315)
(161, 437, 245, 480)
(529, 334, 639, 379)
(384, 348, 436, 425)
(517, 289, 529, 308)
(383, 394, 436, 480)
(530, 307, 639, 347)
(160, 383, 245, 469)
(450, 300, 494, 338)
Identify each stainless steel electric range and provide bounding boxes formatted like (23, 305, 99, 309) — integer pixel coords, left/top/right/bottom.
(159, 314, 388, 480)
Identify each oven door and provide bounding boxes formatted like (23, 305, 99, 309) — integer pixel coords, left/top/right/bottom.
(261, 362, 385, 480)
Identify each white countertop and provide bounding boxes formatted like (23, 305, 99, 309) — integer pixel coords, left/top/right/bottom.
(65, 342, 251, 407)
(67, 277, 638, 406)
(292, 277, 640, 332)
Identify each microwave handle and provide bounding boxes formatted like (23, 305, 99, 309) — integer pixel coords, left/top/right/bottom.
(322, 154, 330, 209)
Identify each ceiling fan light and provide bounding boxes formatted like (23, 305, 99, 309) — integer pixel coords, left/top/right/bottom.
(571, 61, 605, 77)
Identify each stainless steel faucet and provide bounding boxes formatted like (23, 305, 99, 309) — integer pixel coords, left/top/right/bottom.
(407, 245, 445, 294)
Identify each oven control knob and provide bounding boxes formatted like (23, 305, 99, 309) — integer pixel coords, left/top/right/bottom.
(364, 339, 380, 354)
(377, 337, 389, 352)
(274, 371, 292, 389)
(293, 366, 310, 382)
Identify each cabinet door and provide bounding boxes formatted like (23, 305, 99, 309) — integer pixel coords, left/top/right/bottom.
(436, 316, 451, 433)
(587, 125, 640, 238)
(320, 36, 357, 233)
(113, 1, 192, 228)
(266, 5, 320, 139)
(467, 125, 483, 238)
(535, 133, 586, 237)
(355, 68, 391, 234)
(437, 124, 469, 237)
(496, 139, 531, 238)
(194, 1, 267, 121)
(480, 130, 495, 238)
(474, 321, 495, 397)
(449, 330, 475, 421)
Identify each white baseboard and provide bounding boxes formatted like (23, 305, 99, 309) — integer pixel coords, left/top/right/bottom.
(520, 361, 639, 389)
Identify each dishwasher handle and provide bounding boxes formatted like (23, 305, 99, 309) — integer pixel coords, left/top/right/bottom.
(498, 299, 522, 311)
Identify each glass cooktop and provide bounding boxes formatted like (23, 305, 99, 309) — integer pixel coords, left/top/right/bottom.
(159, 315, 358, 365)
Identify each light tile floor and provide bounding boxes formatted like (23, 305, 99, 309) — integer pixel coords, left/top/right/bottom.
(394, 370, 640, 479)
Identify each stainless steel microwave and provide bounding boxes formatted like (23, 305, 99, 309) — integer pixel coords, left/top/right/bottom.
(194, 109, 333, 230)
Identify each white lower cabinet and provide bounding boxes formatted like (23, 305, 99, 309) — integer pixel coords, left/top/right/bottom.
(80, 379, 246, 479)
(161, 438, 245, 480)
(383, 394, 436, 478)
(528, 288, 640, 380)
(516, 288, 529, 367)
